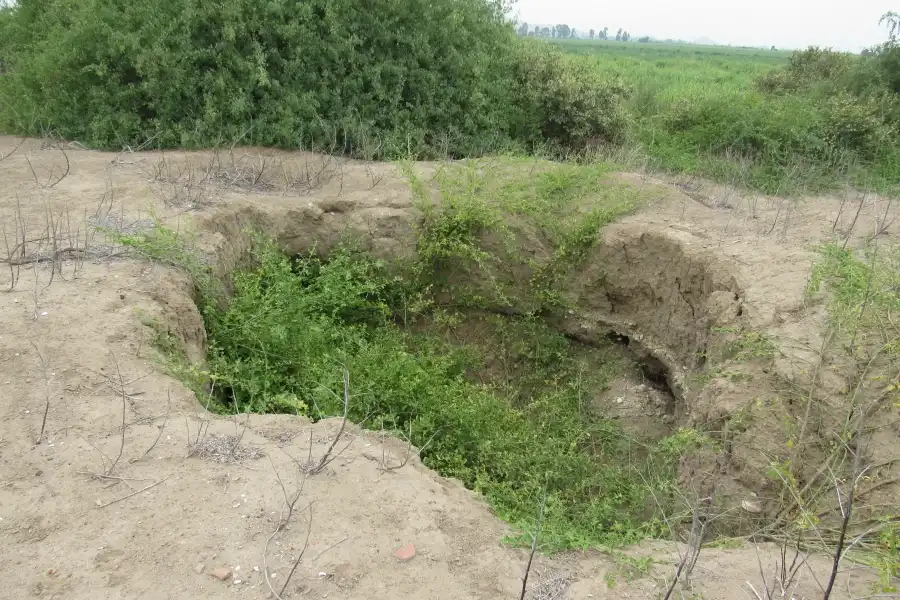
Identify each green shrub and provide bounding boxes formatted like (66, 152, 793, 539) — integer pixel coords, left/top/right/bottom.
(509, 39, 629, 150)
(0, 0, 515, 154)
(823, 94, 894, 158)
(0, 0, 628, 158)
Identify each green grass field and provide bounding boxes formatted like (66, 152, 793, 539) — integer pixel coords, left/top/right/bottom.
(552, 39, 900, 195)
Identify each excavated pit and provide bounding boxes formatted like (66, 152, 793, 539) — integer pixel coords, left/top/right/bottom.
(192, 192, 747, 442)
(173, 165, 773, 527)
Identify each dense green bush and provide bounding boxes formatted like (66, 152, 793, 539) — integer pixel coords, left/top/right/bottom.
(755, 47, 858, 95)
(510, 40, 629, 149)
(0, 0, 627, 157)
(0, 0, 513, 154)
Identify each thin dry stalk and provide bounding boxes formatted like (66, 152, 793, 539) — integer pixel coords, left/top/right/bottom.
(823, 428, 868, 599)
(30, 341, 52, 445)
(279, 504, 313, 597)
(96, 476, 170, 508)
(519, 488, 548, 600)
(663, 496, 711, 600)
(379, 422, 440, 471)
(842, 192, 868, 250)
(307, 369, 352, 475)
(875, 196, 898, 236)
(263, 456, 316, 600)
(24, 141, 70, 189)
(132, 389, 171, 462)
(107, 352, 128, 476)
(0, 136, 27, 162)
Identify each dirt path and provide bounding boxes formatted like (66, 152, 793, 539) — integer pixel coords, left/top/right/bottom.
(0, 136, 892, 599)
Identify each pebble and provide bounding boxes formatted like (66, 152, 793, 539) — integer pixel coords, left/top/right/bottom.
(210, 567, 232, 581)
(394, 543, 416, 562)
(194, 563, 205, 574)
(741, 499, 763, 514)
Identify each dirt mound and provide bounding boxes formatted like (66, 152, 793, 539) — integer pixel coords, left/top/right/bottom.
(0, 136, 894, 599)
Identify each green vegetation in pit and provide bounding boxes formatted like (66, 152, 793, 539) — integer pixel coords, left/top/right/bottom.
(116, 161, 712, 551)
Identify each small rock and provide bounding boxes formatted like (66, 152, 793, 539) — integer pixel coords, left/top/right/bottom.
(741, 499, 763, 514)
(194, 563, 205, 574)
(394, 543, 416, 562)
(233, 579, 242, 585)
(210, 568, 232, 581)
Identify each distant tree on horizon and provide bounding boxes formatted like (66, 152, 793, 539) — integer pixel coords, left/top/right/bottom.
(602, 26, 609, 40)
(615, 28, 622, 41)
(517, 21, 528, 36)
(589, 28, 595, 39)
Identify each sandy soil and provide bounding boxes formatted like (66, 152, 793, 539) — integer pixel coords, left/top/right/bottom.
(0, 136, 895, 599)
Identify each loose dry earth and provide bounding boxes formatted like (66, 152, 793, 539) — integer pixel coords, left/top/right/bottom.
(0, 136, 896, 599)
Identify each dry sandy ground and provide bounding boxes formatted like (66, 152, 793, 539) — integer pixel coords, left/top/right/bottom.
(0, 136, 895, 599)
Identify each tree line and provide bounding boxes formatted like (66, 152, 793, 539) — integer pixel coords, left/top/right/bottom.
(516, 23, 636, 42)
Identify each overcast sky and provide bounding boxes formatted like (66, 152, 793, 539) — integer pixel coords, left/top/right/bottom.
(513, 0, 896, 51)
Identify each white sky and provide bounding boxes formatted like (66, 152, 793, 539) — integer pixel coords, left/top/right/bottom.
(513, 0, 896, 51)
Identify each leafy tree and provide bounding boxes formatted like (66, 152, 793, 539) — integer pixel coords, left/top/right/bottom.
(517, 21, 529, 36)
(570, 28, 576, 39)
(622, 30, 630, 42)
(555, 24, 571, 39)
(589, 28, 595, 39)
(541, 26, 550, 37)
(602, 26, 608, 40)
(638, 36, 650, 43)
(533, 24, 540, 36)
(616, 28, 622, 41)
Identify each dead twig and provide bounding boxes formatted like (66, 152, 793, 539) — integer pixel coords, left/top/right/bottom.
(96, 476, 170, 508)
(380, 422, 440, 471)
(519, 487, 548, 600)
(132, 389, 171, 462)
(107, 352, 127, 476)
(280, 503, 314, 597)
(30, 341, 53, 445)
(307, 369, 352, 474)
(662, 496, 711, 600)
